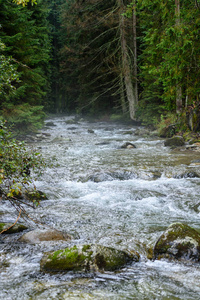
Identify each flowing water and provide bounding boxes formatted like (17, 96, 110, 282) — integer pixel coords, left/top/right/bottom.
(1, 115, 200, 299)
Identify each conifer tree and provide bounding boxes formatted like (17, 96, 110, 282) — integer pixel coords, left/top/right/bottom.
(60, 0, 138, 119)
(0, 0, 51, 130)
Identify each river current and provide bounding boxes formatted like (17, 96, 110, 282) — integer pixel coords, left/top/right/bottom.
(1, 115, 200, 299)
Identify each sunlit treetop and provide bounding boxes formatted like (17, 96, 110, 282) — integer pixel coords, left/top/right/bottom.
(13, 0, 37, 6)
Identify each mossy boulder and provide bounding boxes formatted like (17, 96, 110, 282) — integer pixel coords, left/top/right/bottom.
(164, 136, 185, 147)
(19, 228, 71, 244)
(0, 222, 28, 234)
(153, 223, 200, 261)
(40, 244, 139, 273)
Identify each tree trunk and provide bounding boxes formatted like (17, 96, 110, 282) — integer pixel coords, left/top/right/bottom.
(132, 0, 138, 106)
(120, 73, 127, 113)
(175, 0, 182, 114)
(118, 0, 137, 120)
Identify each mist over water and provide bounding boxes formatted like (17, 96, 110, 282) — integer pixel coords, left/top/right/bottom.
(1, 116, 200, 299)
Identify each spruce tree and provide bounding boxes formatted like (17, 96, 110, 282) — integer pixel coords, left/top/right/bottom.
(0, 0, 51, 130)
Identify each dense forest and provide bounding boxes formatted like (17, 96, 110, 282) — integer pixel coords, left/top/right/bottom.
(0, 0, 200, 132)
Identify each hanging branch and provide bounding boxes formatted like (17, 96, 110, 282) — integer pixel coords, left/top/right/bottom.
(0, 209, 21, 234)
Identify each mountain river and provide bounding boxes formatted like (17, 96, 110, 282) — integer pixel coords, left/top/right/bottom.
(1, 115, 200, 299)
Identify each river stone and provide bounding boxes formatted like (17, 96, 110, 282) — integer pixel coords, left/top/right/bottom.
(45, 122, 56, 127)
(121, 142, 136, 149)
(0, 222, 28, 234)
(86, 171, 137, 183)
(153, 223, 200, 261)
(40, 244, 140, 273)
(19, 228, 71, 244)
(164, 136, 185, 147)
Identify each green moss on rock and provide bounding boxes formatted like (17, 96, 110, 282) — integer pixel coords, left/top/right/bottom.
(0, 222, 28, 234)
(40, 244, 140, 273)
(154, 223, 200, 261)
(164, 136, 185, 147)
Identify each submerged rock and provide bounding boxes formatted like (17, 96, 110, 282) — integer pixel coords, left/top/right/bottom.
(153, 223, 200, 261)
(174, 172, 200, 179)
(19, 228, 72, 244)
(88, 129, 94, 134)
(85, 171, 137, 183)
(40, 244, 139, 273)
(0, 222, 28, 234)
(45, 122, 56, 127)
(121, 142, 136, 149)
(164, 136, 185, 147)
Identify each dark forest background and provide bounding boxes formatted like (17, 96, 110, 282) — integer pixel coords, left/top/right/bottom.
(1, 0, 200, 132)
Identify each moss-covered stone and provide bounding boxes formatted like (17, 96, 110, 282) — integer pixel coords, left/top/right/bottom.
(153, 223, 200, 261)
(0, 222, 28, 234)
(164, 136, 185, 147)
(40, 244, 140, 273)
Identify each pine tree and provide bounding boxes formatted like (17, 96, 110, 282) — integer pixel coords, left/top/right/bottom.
(60, 0, 138, 119)
(0, 0, 51, 130)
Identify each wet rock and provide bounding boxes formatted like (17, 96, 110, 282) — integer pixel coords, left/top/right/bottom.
(40, 244, 139, 273)
(159, 124, 176, 138)
(164, 136, 185, 147)
(65, 119, 77, 125)
(174, 172, 200, 179)
(45, 122, 56, 127)
(121, 142, 136, 149)
(122, 131, 134, 135)
(86, 171, 137, 183)
(95, 141, 110, 145)
(88, 129, 94, 134)
(134, 128, 150, 136)
(87, 173, 113, 183)
(0, 222, 28, 234)
(19, 228, 72, 244)
(67, 127, 77, 130)
(153, 223, 200, 261)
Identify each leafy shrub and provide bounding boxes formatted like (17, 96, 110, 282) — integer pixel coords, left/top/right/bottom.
(1, 103, 45, 133)
(0, 120, 45, 208)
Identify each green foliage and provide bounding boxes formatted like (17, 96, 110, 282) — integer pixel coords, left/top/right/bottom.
(1, 103, 45, 132)
(0, 0, 51, 127)
(13, 0, 37, 6)
(0, 120, 45, 205)
(137, 0, 200, 124)
(0, 40, 19, 95)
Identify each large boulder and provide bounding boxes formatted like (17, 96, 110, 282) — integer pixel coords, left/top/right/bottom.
(19, 228, 71, 244)
(40, 244, 139, 273)
(153, 223, 200, 261)
(0, 222, 28, 234)
(164, 136, 185, 147)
